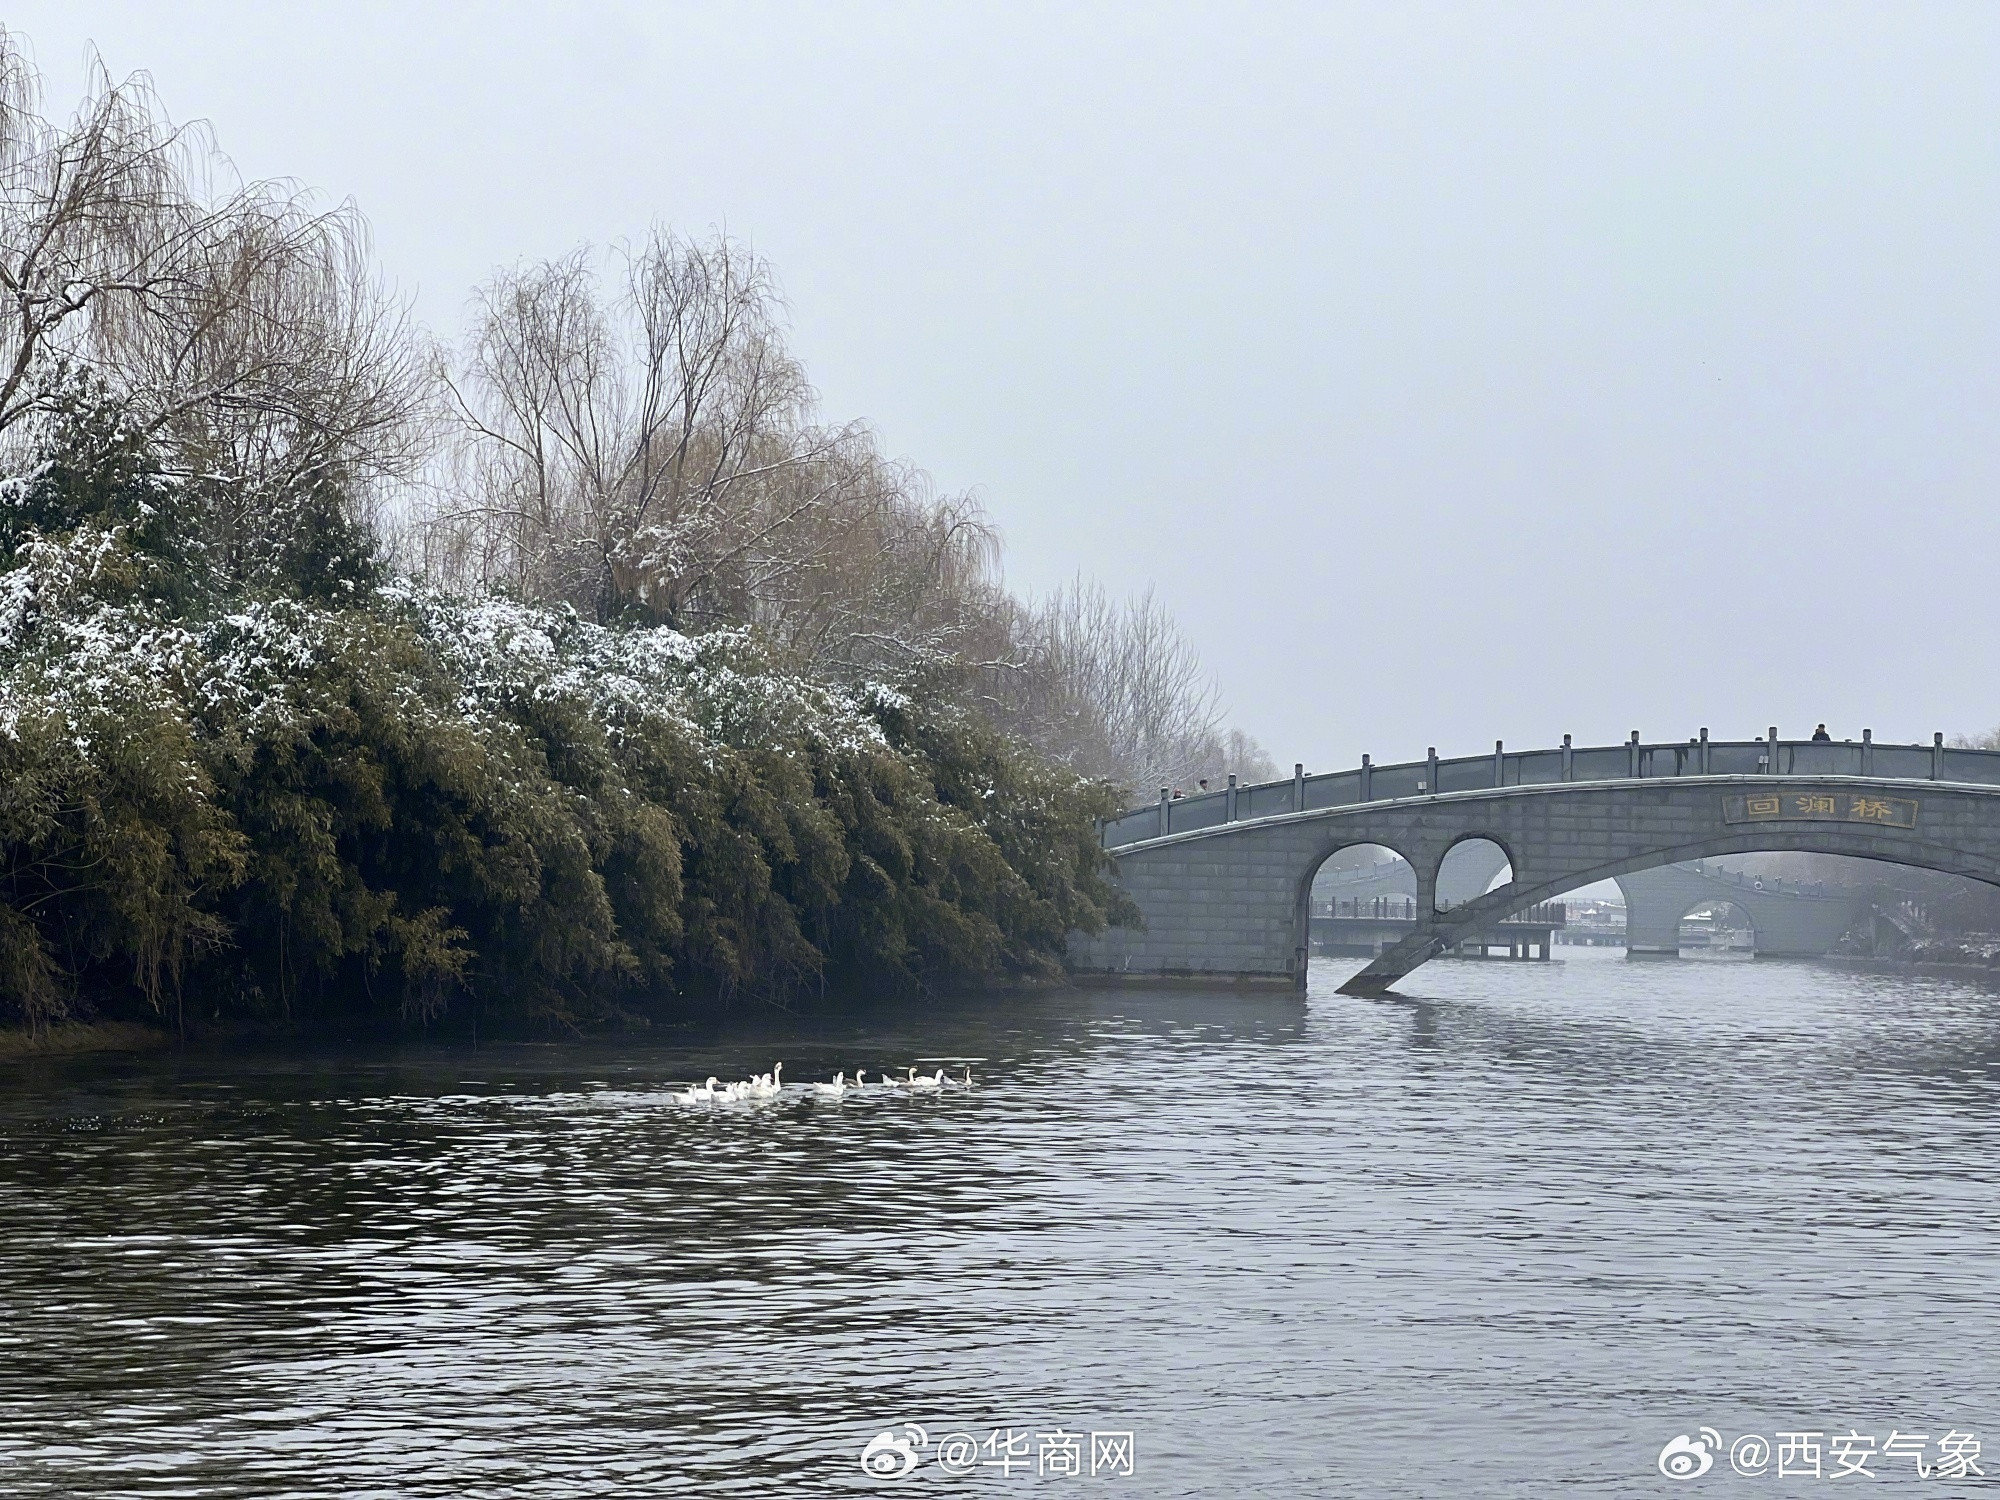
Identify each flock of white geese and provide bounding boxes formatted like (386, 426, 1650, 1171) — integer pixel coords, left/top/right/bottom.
(673, 1061, 975, 1106)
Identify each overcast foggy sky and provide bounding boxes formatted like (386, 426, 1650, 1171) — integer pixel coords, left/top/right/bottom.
(13, 2, 2000, 771)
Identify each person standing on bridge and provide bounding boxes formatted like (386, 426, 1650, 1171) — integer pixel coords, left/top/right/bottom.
(1812, 724, 1831, 741)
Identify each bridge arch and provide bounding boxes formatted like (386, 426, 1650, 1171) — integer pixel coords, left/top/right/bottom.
(1308, 840, 1421, 892)
(1672, 896, 1756, 955)
(1435, 835, 1516, 911)
(1298, 837, 1424, 901)
(1297, 840, 1423, 943)
(1302, 843, 1424, 963)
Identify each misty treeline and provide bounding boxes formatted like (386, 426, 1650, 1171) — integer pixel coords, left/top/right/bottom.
(410, 229, 1271, 791)
(0, 36, 1267, 1034)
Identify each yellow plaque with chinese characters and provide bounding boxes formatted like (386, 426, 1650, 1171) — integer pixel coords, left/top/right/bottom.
(1723, 790, 1918, 829)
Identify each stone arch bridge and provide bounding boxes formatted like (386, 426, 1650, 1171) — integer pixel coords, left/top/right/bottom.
(1071, 730, 2000, 994)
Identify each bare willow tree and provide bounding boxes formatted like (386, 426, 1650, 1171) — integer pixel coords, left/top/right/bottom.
(419, 233, 1276, 785)
(424, 240, 808, 613)
(112, 198, 427, 557)
(0, 32, 425, 559)
(420, 229, 1004, 674)
(995, 576, 1274, 795)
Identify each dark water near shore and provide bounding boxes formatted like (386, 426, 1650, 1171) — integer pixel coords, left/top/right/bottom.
(1, 947, 1995, 1497)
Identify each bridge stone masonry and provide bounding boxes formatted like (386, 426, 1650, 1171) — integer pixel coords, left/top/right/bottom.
(1069, 729, 2000, 994)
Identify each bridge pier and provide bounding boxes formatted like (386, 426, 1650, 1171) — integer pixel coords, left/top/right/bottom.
(1622, 886, 1684, 958)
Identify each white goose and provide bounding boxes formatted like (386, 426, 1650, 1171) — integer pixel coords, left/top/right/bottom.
(812, 1071, 849, 1100)
(908, 1068, 945, 1093)
(677, 1076, 720, 1105)
(943, 1066, 974, 1090)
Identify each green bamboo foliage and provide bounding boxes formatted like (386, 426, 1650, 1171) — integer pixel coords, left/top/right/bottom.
(0, 394, 1129, 1033)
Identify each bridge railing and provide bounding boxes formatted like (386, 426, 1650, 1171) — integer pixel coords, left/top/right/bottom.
(1683, 861, 1859, 901)
(1320, 896, 1418, 920)
(1316, 897, 1567, 926)
(1101, 732, 2000, 849)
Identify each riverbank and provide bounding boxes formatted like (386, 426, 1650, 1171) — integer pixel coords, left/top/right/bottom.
(0, 971, 1092, 1058)
(1818, 952, 2000, 984)
(0, 1021, 175, 1058)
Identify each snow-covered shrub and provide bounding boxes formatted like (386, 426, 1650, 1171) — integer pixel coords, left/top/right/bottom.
(0, 395, 1129, 1033)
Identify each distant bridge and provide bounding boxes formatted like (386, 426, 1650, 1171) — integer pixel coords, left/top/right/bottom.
(1071, 730, 2000, 993)
(1615, 860, 1867, 959)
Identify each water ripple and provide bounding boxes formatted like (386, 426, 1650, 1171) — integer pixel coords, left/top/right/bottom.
(1, 950, 1996, 1495)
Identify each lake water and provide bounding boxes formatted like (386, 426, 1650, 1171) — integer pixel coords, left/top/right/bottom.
(1, 947, 1995, 1497)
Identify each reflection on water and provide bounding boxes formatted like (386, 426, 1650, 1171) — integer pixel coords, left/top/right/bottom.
(1, 948, 1996, 1496)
